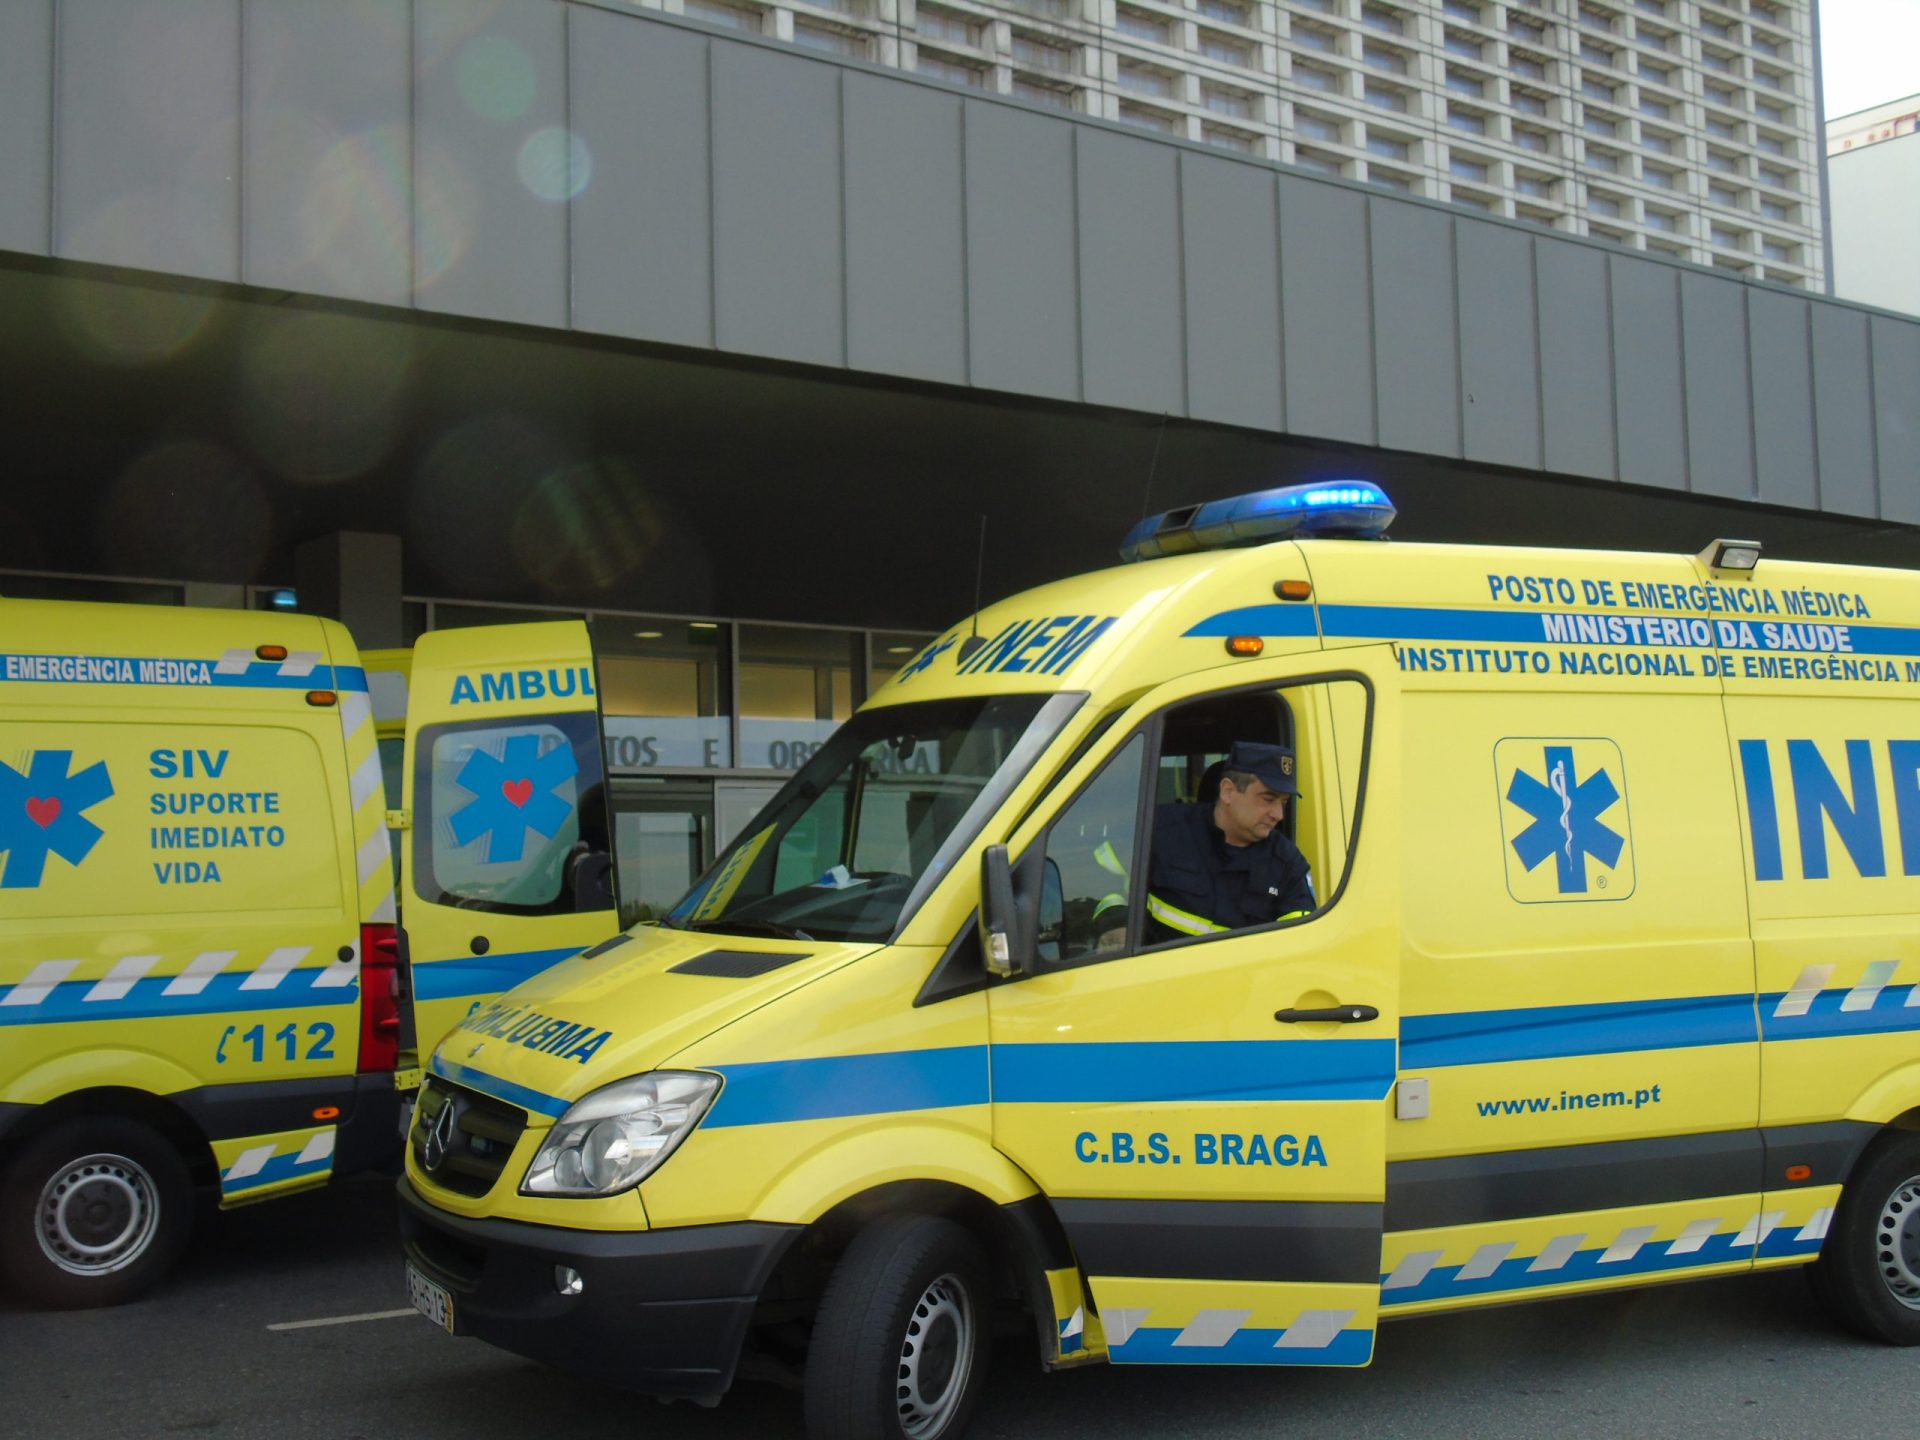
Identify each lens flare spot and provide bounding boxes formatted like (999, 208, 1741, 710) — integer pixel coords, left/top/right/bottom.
(518, 127, 591, 203)
(52, 270, 216, 367)
(301, 125, 415, 300)
(238, 310, 415, 485)
(97, 442, 271, 580)
(457, 36, 537, 121)
(510, 460, 663, 594)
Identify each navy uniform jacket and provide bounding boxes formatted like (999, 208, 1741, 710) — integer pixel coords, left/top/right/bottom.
(1145, 801, 1314, 942)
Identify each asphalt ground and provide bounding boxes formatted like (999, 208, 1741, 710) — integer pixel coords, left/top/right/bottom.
(2, 1172, 1916, 1440)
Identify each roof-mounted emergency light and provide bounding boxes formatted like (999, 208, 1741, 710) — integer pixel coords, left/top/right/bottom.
(1119, 480, 1396, 563)
(1699, 538, 1762, 573)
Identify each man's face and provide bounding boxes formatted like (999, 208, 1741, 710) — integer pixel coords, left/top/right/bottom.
(1215, 775, 1289, 847)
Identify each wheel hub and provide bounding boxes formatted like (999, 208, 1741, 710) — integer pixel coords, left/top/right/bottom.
(36, 1153, 159, 1277)
(896, 1272, 974, 1439)
(1876, 1174, 1920, 1311)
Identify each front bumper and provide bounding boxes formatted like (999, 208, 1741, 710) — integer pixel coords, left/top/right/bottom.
(396, 1177, 801, 1397)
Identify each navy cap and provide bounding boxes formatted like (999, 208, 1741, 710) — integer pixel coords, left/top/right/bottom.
(1227, 741, 1298, 796)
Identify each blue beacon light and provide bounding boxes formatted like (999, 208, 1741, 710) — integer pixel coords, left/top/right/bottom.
(1118, 480, 1396, 563)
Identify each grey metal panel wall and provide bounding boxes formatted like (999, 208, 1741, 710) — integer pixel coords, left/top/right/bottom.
(0, 1, 52, 257)
(963, 103, 1079, 403)
(1278, 176, 1373, 448)
(1455, 221, 1540, 472)
(843, 73, 967, 388)
(9, 0, 1920, 529)
(1077, 131, 1184, 416)
(1610, 257, 1686, 492)
(1180, 154, 1282, 433)
(569, 7, 712, 349)
(1748, 291, 1818, 511)
(1811, 306, 1879, 518)
(56, 0, 240, 281)
(1370, 200, 1459, 459)
(1875, 316, 1920, 526)
(711, 44, 844, 369)
(1680, 272, 1755, 501)
(244, 0, 412, 305)
(1535, 244, 1616, 483)
(413, 0, 568, 329)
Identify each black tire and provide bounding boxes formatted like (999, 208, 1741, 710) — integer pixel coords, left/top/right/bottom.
(0, 1117, 193, 1309)
(1811, 1129, 1920, 1344)
(804, 1214, 994, 1440)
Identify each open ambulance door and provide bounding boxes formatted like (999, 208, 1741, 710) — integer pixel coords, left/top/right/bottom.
(986, 645, 1400, 1366)
(397, 623, 621, 1063)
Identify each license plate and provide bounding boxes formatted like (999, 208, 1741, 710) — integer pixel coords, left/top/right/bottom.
(407, 1263, 455, 1334)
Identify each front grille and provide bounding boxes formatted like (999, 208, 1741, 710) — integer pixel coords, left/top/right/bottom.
(411, 1075, 528, 1198)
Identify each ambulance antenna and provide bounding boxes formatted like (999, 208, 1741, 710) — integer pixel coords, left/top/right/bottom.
(958, 514, 989, 664)
(1139, 412, 1169, 520)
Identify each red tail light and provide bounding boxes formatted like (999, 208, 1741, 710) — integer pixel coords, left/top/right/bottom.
(358, 923, 402, 1074)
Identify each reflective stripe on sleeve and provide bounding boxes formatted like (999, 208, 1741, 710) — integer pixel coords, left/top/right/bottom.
(1147, 893, 1226, 936)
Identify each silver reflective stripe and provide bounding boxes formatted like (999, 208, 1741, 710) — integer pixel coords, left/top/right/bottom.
(1061, 1307, 1084, 1342)
(1455, 1242, 1515, 1281)
(1599, 1226, 1656, 1264)
(214, 648, 253, 675)
(224, 1145, 275, 1181)
(279, 651, 322, 678)
(83, 955, 160, 1002)
(1797, 1208, 1834, 1243)
(1666, 1218, 1721, 1256)
(1528, 1234, 1586, 1272)
(1173, 1310, 1250, 1348)
(1103, 1308, 1150, 1346)
(312, 947, 361, 990)
(1842, 960, 1899, 1012)
(358, 829, 391, 884)
(338, 690, 374, 741)
(238, 946, 309, 991)
(1, 959, 80, 1006)
(163, 950, 238, 996)
(1273, 1309, 1353, 1350)
(1774, 964, 1834, 1018)
(296, 1131, 337, 1165)
(1733, 1212, 1785, 1247)
(349, 748, 384, 810)
(1383, 1250, 1443, 1289)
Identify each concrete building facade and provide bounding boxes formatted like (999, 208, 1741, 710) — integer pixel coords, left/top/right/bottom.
(1826, 93, 1920, 318)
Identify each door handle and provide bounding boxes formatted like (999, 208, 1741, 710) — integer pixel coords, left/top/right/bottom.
(1274, 1004, 1378, 1023)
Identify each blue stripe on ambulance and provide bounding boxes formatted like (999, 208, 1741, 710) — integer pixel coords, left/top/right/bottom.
(1181, 602, 1920, 659)
(0, 653, 369, 691)
(1379, 1211, 1829, 1308)
(221, 1140, 337, 1196)
(0, 969, 359, 1027)
(1106, 1323, 1374, 1366)
(429, 1057, 573, 1119)
(1402, 985, 1920, 1067)
(409, 947, 585, 1001)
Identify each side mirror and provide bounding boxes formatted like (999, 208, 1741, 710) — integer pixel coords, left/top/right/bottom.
(979, 844, 1026, 978)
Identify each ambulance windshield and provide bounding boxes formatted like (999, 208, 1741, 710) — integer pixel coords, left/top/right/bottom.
(665, 692, 1079, 942)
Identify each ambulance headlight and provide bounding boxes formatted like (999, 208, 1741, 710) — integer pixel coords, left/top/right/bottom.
(521, 1072, 721, 1197)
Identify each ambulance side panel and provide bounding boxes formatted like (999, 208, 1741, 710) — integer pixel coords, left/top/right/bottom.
(0, 603, 393, 1209)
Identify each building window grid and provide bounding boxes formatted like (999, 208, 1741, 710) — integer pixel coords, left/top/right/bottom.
(773, 0, 1806, 277)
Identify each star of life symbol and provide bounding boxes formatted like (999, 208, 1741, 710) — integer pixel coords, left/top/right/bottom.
(0, 751, 113, 888)
(447, 733, 577, 864)
(1497, 739, 1633, 902)
(895, 636, 958, 683)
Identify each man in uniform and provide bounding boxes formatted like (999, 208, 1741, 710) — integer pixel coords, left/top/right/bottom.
(1144, 740, 1315, 943)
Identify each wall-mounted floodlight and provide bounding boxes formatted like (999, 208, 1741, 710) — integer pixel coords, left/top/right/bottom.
(1698, 538, 1762, 572)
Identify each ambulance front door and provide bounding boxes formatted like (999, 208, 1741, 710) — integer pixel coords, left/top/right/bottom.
(400, 623, 621, 1058)
(988, 650, 1399, 1366)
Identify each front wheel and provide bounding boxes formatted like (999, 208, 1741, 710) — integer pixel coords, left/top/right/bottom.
(1811, 1130, 1920, 1344)
(804, 1215, 994, 1440)
(0, 1117, 194, 1309)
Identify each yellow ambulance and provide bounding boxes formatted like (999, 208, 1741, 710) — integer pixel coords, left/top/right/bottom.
(0, 599, 404, 1306)
(396, 482, 1920, 1440)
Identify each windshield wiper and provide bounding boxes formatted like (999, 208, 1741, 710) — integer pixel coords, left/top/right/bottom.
(684, 917, 814, 942)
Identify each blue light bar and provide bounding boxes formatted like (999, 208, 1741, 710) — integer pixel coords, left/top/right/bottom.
(1118, 481, 1395, 562)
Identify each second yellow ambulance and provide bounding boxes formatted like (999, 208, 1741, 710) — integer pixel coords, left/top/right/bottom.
(395, 483, 1920, 1440)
